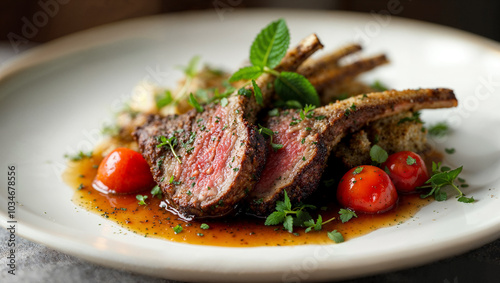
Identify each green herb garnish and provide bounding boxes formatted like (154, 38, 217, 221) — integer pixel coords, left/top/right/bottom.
(188, 93, 204, 113)
(173, 224, 183, 234)
(157, 135, 182, 164)
(265, 191, 318, 233)
(428, 122, 450, 137)
(370, 80, 389, 92)
(136, 195, 148, 205)
(353, 166, 364, 174)
(418, 162, 474, 203)
(398, 111, 423, 125)
(327, 230, 344, 243)
(258, 124, 283, 151)
(304, 215, 336, 233)
(338, 208, 357, 223)
(406, 155, 417, 165)
(370, 144, 388, 164)
(64, 151, 93, 161)
(156, 90, 173, 109)
(151, 185, 163, 199)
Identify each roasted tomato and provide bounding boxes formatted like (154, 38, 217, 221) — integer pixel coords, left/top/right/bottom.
(337, 165, 398, 214)
(382, 151, 429, 193)
(93, 148, 156, 194)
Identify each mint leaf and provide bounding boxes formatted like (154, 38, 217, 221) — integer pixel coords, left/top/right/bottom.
(250, 18, 290, 68)
(283, 215, 294, 233)
(293, 210, 312, 227)
(327, 230, 344, 243)
(265, 211, 286, 225)
(370, 144, 388, 164)
(188, 93, 203, 113)
(229, 65, 263, 82)
(275, 72, 320, 106)
(251, 79, 264, 105)
(275, 200, 287, 212)
(283, 190, 292, 211)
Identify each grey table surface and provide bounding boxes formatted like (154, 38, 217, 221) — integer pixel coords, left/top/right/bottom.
(1, 43, 500, 283)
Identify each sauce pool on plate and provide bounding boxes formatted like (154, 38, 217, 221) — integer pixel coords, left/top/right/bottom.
(63, 153, 433, 247)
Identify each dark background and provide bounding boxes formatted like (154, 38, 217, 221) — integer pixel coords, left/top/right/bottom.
(1, 0, 500, 44)
(1, 0, 499, 282)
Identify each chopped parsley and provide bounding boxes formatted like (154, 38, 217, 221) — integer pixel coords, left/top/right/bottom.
(406, 155, 417, 165)
(173, 224, 183, 234)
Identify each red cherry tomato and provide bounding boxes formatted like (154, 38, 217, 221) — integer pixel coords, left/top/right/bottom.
(92, 148, 156, 194)
(382, 151, 429, 193)
(337, 165, 398, 214)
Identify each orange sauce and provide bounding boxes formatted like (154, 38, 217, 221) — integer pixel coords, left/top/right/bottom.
(63, 154, 433, 247)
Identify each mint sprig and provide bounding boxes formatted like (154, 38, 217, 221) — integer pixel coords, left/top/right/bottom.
(250, 18, 290, 69)
(229, 19, 320, 107)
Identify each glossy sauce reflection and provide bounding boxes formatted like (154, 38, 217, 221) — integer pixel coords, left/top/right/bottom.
(63, 155, 432, 247)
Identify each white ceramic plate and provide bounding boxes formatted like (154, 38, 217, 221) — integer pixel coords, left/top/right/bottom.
(1, 9, 500, 282)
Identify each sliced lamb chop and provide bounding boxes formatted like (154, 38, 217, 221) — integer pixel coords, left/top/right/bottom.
(248, 88, 458, 215)
(134, 34, 323, 219)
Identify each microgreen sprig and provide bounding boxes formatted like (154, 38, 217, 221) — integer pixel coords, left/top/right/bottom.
(157, 135, 182, 164)
(258, 124, 283, 151)
(136, 194, 148, 205)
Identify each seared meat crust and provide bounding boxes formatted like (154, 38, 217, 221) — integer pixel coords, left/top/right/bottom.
(248, 88, 458, 215)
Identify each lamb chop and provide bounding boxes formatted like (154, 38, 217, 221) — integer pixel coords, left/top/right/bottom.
(247, 88, 458, 215)
(134, 34, 323, 219)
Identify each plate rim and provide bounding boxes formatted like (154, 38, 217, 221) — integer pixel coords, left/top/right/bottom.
(1, 8, 500, 282)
